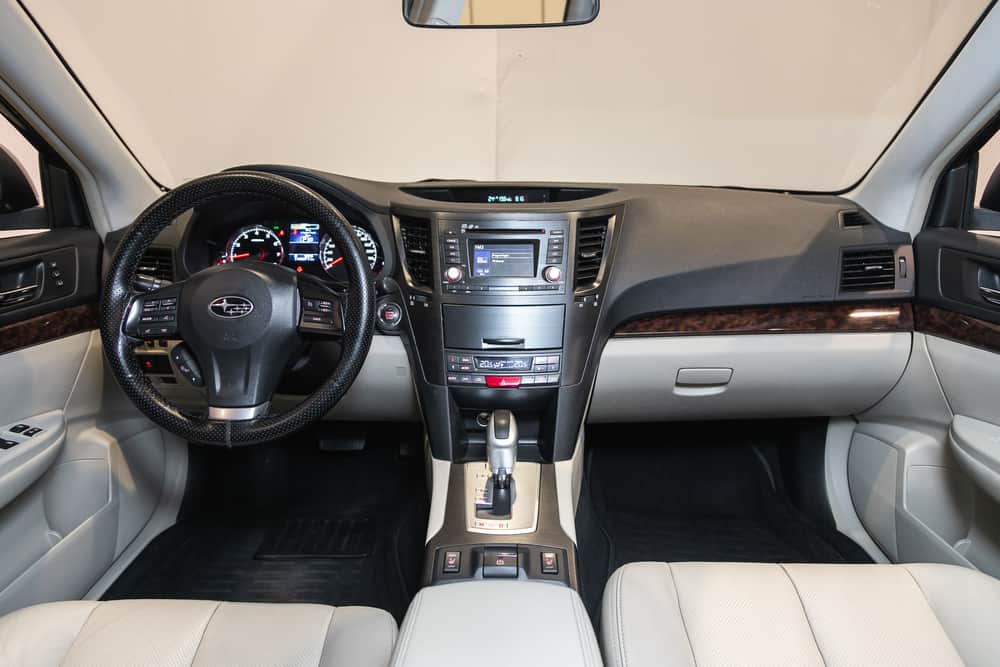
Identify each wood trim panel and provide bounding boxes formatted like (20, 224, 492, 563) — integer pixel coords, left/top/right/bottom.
(0, 303, 99, 355)
(915, 304, 1000, 354)
(613, 302, 914, 337)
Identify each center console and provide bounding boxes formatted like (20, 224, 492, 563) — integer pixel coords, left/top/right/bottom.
(389, 202, 619, 592)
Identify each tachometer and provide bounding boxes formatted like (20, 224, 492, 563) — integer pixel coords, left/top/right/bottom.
(320, 227, 382, 278)
(228, 225, 285, 264)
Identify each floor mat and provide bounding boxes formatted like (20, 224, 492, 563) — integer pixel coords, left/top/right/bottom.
(576, 420, 872, 615)
(103, 424, 427, 622)
(256, 517, 375, 559)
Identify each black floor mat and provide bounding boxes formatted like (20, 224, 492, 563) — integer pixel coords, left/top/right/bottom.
(256, 517, 375, 559)
(576, 421, 872, 616)
(103, 424, 427, 622)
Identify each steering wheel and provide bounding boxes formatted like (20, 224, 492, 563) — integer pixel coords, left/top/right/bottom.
(100, 171, 375, 446)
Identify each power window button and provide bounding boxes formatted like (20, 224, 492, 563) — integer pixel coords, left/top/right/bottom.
(23, 427, 42, 437)
(8, 424, 29, 434)
(443, 550, 462, 574)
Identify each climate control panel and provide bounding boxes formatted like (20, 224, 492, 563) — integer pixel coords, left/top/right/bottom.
(445, 351, 561, 388)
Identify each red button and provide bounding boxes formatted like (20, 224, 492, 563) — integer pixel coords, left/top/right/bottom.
(486, 376, 521, 388)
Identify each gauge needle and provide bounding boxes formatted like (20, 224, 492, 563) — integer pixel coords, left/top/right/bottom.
(231, 252, 251, 260)
(329, 257, 344, 267)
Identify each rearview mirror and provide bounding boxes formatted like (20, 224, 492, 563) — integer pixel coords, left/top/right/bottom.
(404, 0, 598, 28)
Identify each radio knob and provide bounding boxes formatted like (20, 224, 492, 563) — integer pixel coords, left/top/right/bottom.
(543, 266, 562, 283)
(444, 266, 464, 283)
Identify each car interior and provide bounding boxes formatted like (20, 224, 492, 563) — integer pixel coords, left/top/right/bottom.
(1, 1, 1000, 665)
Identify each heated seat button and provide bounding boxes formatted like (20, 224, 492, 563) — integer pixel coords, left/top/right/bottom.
(483, 547, 518, 578)
(485, 376, 521, 389)
(443, 550, 462, 574)
(541, 551, 559, 575)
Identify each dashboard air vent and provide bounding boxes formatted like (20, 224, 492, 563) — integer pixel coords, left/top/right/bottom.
(398, 216, 433, 288)
(840, 248, 896, 292)
(574, 215, 610, 291)
(841, 210, 871, 228)
(137, 246, 174, 281)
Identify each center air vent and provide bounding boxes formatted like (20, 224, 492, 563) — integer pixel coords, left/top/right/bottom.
(137, 246, 174, 281)
(398, 216, 432, 288)
(574, 215, 611, 291)
(840, 248, 896, 292)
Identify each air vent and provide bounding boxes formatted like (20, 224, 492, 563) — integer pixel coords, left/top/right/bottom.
(574, 215, 611, 291)
(398, 216, 433, 288)
(841, 210, 871, 228)
(137, 246, 174, 281)
(840, 248, 896, 292)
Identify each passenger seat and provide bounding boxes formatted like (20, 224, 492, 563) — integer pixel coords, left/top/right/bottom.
(601, 562, 1000, 666)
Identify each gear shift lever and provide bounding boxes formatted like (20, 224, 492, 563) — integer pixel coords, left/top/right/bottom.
(486, 409, 518, 517)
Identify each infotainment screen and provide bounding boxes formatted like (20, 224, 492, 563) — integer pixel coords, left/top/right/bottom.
(471, 242, 536, 278)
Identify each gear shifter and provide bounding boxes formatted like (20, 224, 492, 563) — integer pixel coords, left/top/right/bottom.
(486, 409, 518, 517)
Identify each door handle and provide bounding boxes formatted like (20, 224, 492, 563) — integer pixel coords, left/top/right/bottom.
(977, 267, 1000, 306)
(0, 262, 43, 308)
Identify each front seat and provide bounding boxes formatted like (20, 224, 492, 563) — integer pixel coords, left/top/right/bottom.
(602, 562, 1000, 666)
(0, 599, 396, 666)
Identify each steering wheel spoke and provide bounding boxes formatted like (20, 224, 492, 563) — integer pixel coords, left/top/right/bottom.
(124, 282, 185, 340)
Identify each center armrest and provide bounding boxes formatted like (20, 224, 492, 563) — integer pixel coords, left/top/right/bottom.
(391, 580, 600, 666)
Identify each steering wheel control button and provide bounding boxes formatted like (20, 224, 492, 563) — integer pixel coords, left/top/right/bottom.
(541, 551, 559, 575)
(542, 265, 563, 283)
(442, 551, 462, 574)
(482, 548, 519, 578)
(170, 346, 204, 387)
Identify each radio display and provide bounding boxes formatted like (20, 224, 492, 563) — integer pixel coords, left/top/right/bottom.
(474, 356, 533, 372)
(471, 242, 536, 278)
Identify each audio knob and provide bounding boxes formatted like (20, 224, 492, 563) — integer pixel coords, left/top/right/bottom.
(444, 266, 464, 283)
(543, 266, 562, 283)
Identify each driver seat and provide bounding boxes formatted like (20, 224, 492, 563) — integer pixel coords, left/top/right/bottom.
(0, 599, 396, 666)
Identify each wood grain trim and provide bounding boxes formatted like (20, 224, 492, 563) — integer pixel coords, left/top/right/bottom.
(613, 302, 914, 337)
(915, 304, 1000, 354)
(0, 303, 99, 355)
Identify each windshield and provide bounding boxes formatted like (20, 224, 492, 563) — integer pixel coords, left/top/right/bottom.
(23, 0, 992, 191)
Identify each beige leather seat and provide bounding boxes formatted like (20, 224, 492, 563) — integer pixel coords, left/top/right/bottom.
(602, 562, 1000, 667)
(0, 599, 396, 666)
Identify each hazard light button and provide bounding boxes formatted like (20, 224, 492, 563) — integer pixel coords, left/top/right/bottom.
(486, 376, 521, 388)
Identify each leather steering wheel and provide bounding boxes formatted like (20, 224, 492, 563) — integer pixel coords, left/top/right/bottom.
(101, 171, 375, 446)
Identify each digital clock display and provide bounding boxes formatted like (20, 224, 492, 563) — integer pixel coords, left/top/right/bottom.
(482, 190, 550, 204)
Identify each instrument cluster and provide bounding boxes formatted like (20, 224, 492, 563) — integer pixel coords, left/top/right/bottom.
(216, 221, 383, 281)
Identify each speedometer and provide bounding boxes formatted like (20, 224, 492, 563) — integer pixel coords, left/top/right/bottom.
(320, 227, 382, 279)
(228, 225, 284, 264)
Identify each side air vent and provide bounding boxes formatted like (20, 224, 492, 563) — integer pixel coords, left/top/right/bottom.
(574, 215, 611, 291)
(840, 248, 896, 292)
(398, 216, 433, 288)
(841, 210, 871, 228)
(137, 246, 174, 281)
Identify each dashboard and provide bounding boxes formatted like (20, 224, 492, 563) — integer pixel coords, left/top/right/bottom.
(141, 166, 915, 465)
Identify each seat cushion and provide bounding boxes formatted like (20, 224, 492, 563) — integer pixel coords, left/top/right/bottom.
(602, 562, 1000, 667)
(0, 599, 397, 666)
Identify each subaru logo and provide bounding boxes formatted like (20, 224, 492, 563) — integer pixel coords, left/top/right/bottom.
(209, 296, 254, 319)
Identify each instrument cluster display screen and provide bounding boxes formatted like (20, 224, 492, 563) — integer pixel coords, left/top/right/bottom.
(471, 242, 536, 278)
(288, 222, 321, 263)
